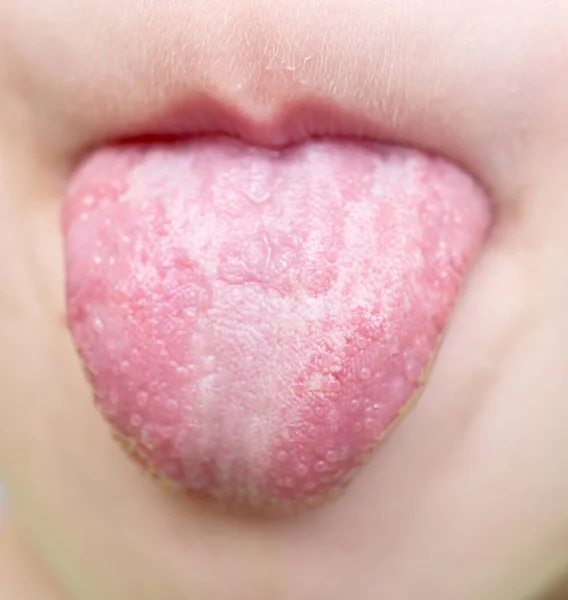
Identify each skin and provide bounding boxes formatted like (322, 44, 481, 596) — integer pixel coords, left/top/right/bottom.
(0, 0, 567, 598)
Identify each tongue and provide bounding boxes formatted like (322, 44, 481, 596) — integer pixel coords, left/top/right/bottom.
(63, 137, 489, 511)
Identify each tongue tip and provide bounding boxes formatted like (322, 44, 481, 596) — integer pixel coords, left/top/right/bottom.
(100, 374, 423, 515)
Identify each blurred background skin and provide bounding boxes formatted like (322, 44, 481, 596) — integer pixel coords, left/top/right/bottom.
(1, 1, 568, 599)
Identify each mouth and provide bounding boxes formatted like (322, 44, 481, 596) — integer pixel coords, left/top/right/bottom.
(62, 94, 491, 514)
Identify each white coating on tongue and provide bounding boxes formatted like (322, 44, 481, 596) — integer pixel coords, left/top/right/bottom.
(64, 138, 489, 508)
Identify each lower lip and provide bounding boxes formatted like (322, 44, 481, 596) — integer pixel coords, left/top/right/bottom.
(63, 135, 490, 512)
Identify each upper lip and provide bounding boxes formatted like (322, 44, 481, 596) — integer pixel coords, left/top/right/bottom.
(107, 93, 391, 150)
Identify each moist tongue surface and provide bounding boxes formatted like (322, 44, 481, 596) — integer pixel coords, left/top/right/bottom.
(63, 137, 489, 510)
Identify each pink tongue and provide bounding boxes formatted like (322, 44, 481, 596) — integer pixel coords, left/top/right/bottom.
(64, 137, 489, 510)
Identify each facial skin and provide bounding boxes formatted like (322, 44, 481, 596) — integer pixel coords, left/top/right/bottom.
(0, 1, 568, 599)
